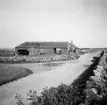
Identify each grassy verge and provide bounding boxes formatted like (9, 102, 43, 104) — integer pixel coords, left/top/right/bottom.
(0, 64, 33, 86)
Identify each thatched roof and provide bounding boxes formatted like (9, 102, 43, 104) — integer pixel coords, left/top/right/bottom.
(16, 41, 69, 49)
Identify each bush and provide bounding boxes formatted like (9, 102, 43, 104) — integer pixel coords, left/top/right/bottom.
(15, 83, 85, 105)
(15, 94, 25, 105)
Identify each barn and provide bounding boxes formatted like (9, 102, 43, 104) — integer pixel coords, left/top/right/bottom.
(15, 41, 77, 56)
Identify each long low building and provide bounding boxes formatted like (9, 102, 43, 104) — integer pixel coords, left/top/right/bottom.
(15, 41, 78, 55)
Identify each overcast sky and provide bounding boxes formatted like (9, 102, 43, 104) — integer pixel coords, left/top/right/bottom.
(0, 0, 107, 48)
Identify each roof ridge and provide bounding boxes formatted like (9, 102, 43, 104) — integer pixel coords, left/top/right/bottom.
(25, 41, 68, 42)
(16, 41, 71, 48)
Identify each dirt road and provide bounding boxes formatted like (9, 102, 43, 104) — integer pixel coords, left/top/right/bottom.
(0, 52, 100, 105)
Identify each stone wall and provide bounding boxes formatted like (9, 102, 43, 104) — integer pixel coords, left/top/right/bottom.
(0, 54, 79, 63)
(80, 50, 107, 105)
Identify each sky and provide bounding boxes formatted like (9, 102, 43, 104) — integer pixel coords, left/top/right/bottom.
(0, 0, 107, 48)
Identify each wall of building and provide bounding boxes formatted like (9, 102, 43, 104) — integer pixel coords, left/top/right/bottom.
(15, 47, 69, 55)
(29, 48, 68, 55)
(39, 48, 54, 54)
(29, 48, 39, 55)
(61, 48, 68, 54)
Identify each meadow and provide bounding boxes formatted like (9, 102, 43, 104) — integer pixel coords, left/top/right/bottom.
(0, 64, 33, 86)
(0, 48, 15, 56)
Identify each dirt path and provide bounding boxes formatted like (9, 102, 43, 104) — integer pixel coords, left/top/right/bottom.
(0, 52, 100, 105)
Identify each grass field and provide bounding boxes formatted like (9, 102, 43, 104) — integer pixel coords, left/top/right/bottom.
(0, 61, 65, 86)
(0, 48, 15, 56)
(0, 64, 33, 86)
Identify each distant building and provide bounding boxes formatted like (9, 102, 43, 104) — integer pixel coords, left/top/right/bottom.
(15, 41, 78, 55)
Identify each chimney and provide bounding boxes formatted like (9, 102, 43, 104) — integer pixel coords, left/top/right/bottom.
(71, 41, 73, 44)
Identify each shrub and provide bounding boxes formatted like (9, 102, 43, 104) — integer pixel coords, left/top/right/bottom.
(27, 90, 39, 105)
(15, 94, 25, 105)
(15, 84, 86, 105)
